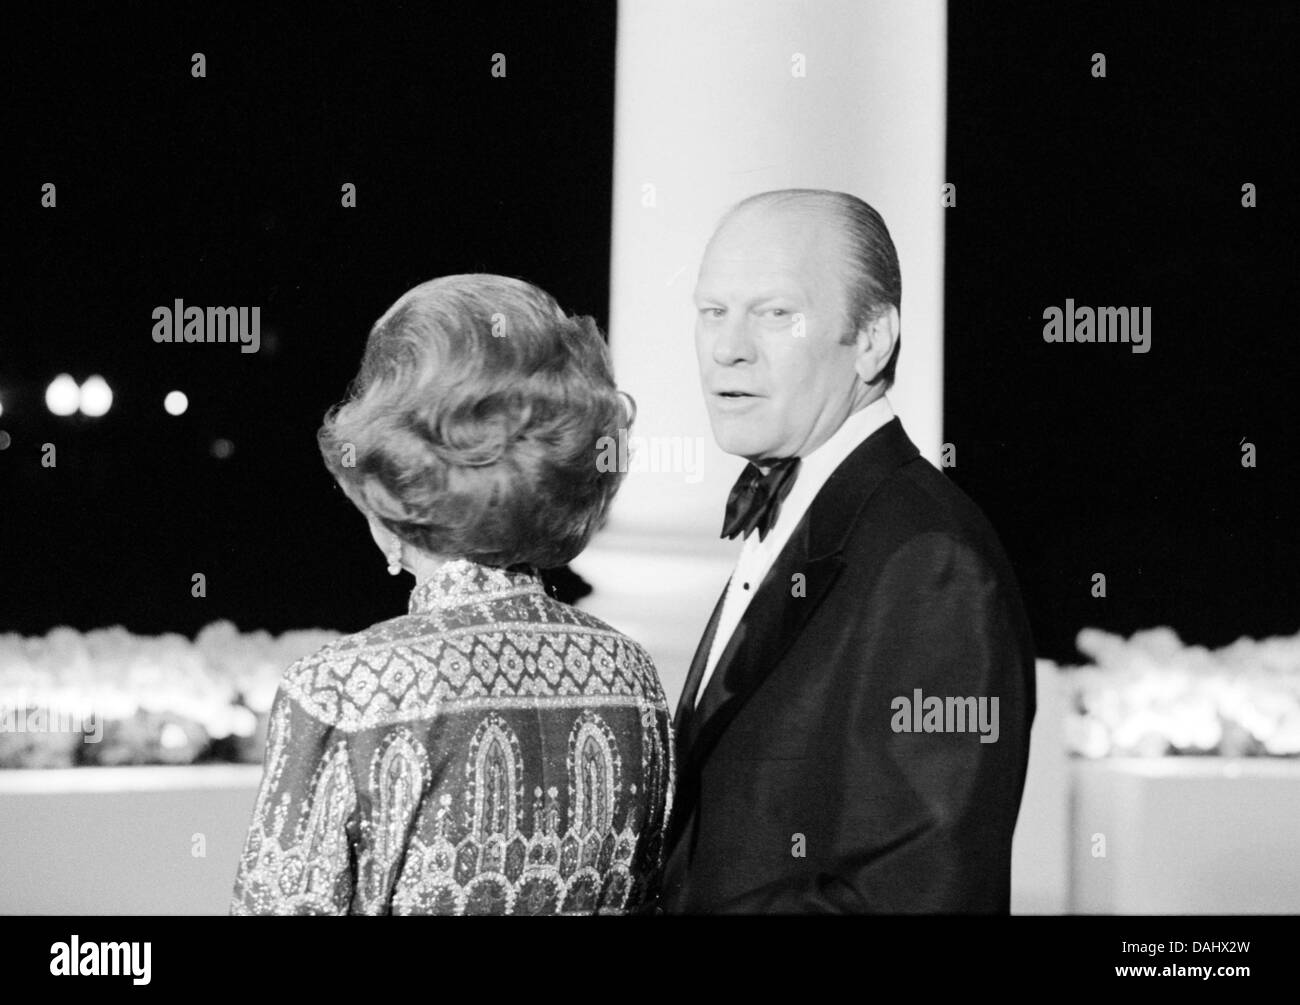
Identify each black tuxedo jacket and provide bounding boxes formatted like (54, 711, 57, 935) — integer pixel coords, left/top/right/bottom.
(660, 417, 1035, 913)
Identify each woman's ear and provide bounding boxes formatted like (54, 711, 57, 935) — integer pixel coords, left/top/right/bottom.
(365, 512, 390, 553)
(853, 305, 900, 384)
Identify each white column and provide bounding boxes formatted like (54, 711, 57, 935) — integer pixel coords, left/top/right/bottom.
(573, 0, 947, 705)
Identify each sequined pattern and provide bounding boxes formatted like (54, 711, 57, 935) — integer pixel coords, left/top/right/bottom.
(230, 559, 674, 915)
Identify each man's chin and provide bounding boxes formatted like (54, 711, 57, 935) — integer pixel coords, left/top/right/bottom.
(709, 426, 776, 462)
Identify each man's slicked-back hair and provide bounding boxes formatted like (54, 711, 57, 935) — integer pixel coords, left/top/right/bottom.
(724, 188, 902, 387)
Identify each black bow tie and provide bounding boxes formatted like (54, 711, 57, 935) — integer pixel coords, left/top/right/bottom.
(721, 457, 801, 541)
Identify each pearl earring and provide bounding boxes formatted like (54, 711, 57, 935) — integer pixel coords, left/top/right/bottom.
(386, 538, 403, 576)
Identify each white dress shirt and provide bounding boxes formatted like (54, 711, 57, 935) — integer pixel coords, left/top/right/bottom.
(695, 395, 896, 707)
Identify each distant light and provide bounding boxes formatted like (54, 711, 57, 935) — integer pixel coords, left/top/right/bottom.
(159, 723, 190, 750)
(0, 397, 5, 418)
(164, 390, 189, 416)
(211, 438, 234, 460)
(0, 431, 10, 451)
(45, 374, 80, 416)
(79, 375, 113, 417)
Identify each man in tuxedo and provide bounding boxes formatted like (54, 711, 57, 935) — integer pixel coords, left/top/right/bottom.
(660, 189, 1036, 913)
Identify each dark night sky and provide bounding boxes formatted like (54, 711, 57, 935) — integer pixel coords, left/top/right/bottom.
(2, 2, 1296, 662)
(944, 1, 1297, 658)
(4, 3, 618, 638)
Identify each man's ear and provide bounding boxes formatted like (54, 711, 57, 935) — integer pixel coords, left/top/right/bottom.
(853, 305, 900, 384)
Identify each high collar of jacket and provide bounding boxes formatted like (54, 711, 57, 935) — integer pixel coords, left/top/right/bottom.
(407, 558, 545, 615)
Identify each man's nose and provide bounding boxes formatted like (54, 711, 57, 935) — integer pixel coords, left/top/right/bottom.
(711, 316, 757, 365)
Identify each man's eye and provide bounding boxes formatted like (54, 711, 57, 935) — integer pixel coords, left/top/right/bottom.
(764, 308, 789, 318)
(700, 307, 725, 318)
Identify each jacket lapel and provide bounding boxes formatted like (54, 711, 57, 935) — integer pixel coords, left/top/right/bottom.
(680, 417, 921, 776)
(682, 521, 843, 766)
(673, 579, 729, 731)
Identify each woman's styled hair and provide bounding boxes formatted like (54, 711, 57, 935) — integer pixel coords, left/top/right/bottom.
(318, 274, 632, 569)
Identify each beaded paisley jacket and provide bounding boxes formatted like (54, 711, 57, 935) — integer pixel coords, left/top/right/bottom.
(230, 559, 674, 915)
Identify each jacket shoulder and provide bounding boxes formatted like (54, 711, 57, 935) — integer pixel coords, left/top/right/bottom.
(850, 454, 1013, 565)
(276, 621, 402, 726)
(539, 600, 669, 705)
(277, 604, 668, 730)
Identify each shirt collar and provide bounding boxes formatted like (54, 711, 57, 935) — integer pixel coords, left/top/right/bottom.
(407, 558, 546, 614)
(738, 395, 895, 548)
(795, 394, 895, 483)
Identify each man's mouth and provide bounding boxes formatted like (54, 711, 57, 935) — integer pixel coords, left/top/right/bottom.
(713, 391, 762, 410)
